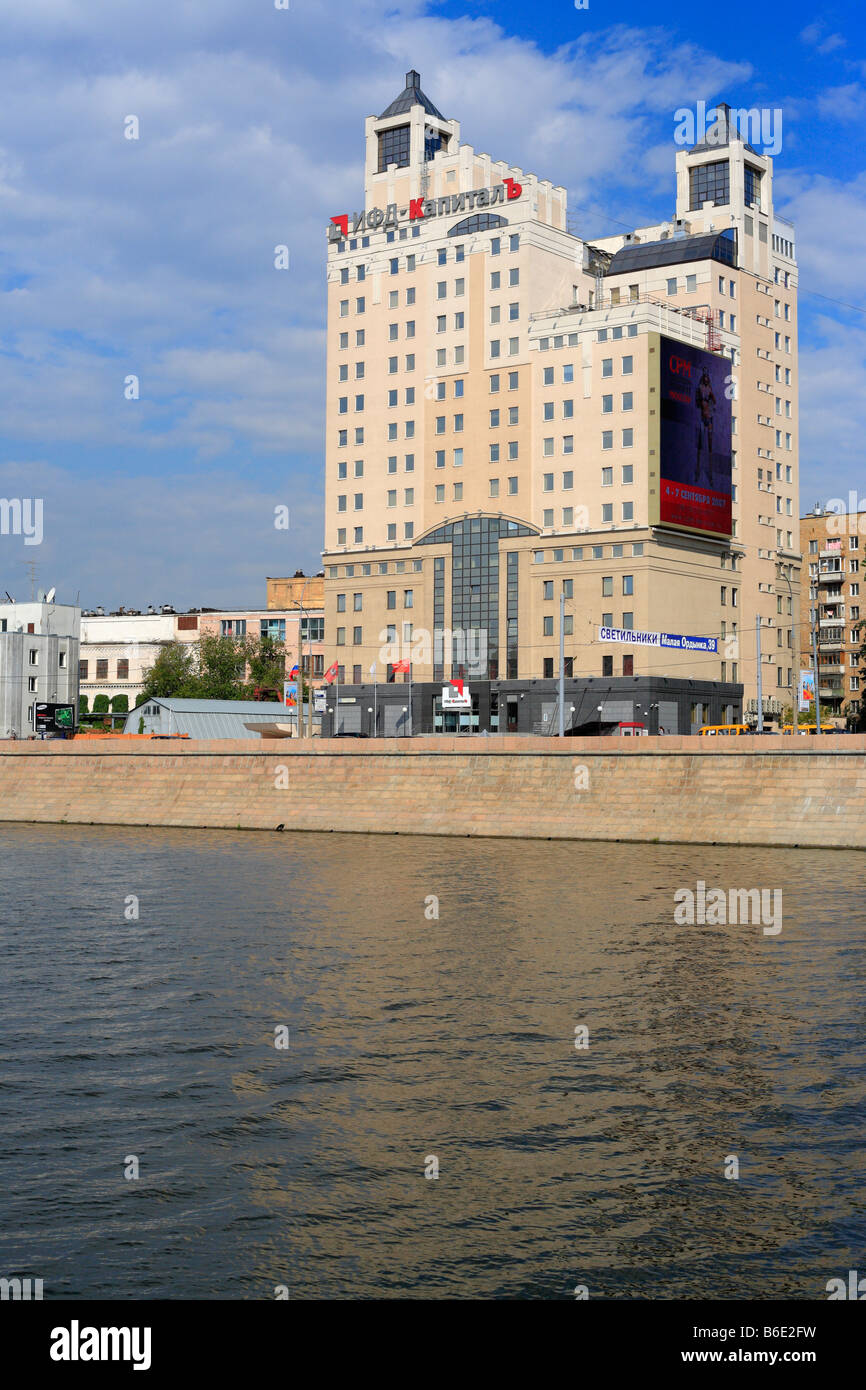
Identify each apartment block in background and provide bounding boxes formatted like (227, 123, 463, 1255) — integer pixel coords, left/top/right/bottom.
(800, 505, 863, 721)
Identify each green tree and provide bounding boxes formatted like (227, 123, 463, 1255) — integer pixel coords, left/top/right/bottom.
(92, 694, 110, 713)
(140, 633, 289, 703)
(781, 703, 818, 727)
(111, 694, 129, 713)
(245, 634, 286, 697)
(196, 633, 250, 700)
(137, 716, 145, 734)
(140, 641, 198, 699)
(78, 694, 89, 715)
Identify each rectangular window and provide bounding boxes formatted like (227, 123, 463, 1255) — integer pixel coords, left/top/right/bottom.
(689, 159, 729, 210)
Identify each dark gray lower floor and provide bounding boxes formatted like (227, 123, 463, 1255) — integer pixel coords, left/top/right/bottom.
(319, 676, 744, 737)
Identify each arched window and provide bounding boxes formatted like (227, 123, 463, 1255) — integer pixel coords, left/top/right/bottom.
(447, 213, 508, 237)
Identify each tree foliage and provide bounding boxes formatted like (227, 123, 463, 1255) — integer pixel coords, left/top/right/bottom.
(139, 634, 288, 702)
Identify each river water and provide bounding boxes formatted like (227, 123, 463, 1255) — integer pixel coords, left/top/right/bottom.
(0, 822, 863, 1300)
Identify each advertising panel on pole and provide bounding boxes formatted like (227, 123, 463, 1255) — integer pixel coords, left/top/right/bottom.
(648, 333, 733, 539)
(799, 670, 815, 712)
(283, 681, 298, 708)
(33, 702, 75, 734)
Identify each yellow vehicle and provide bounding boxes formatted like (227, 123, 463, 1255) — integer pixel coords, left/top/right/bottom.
(780, 723, 836, 736)
(698, 724, 751, 736)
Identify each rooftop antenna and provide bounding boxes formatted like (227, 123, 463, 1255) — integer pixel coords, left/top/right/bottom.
(5, 591, 14, 604)
(421, 123, 437, 201)
(25, 559, 38, 600)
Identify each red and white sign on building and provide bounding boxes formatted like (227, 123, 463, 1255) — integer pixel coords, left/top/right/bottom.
(441, 680, 471, 710)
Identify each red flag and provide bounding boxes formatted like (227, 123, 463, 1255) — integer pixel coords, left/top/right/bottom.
(392, 659, 410, 674)
(323, 661, 339, 684)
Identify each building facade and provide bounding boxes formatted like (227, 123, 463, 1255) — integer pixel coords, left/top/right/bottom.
(0, 598, 80, 737)
(80, 604, 325, 710)
(321, 75, 800, 723)
(800, 505, 864, 722)
(266, 574, 325, 611)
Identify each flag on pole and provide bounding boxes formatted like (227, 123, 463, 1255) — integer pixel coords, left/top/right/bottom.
(392, 658, 410, 675)
(289, 664, 299, 678)
(324, 661, 339, 684)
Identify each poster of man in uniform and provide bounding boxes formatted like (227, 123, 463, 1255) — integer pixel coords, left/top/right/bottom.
(657, 335, 732, 537)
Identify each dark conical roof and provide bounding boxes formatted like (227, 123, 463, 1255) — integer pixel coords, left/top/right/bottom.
(691, 102, 758, 155)
(379, 70, 446, 121)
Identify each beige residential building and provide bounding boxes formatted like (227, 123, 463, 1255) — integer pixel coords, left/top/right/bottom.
(321, 76, 800, 717)
(800, 505, 864, 722)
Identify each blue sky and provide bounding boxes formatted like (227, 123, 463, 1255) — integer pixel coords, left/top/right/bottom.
(0, 0, 863, 610)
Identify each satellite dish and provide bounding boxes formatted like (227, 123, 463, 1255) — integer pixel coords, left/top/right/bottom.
(37, 589, 46, 602)
(46, 587, 56, 603)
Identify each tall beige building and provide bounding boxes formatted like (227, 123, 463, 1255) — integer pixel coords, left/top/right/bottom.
(321, 75, 800, 724)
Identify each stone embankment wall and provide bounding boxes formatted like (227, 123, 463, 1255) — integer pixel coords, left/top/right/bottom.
(0, 736, 864, 848)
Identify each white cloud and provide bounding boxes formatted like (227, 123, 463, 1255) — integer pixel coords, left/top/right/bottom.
(816, 83, 866, 122)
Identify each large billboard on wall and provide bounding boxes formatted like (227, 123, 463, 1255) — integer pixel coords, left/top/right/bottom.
(648, 334, 733, 538)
